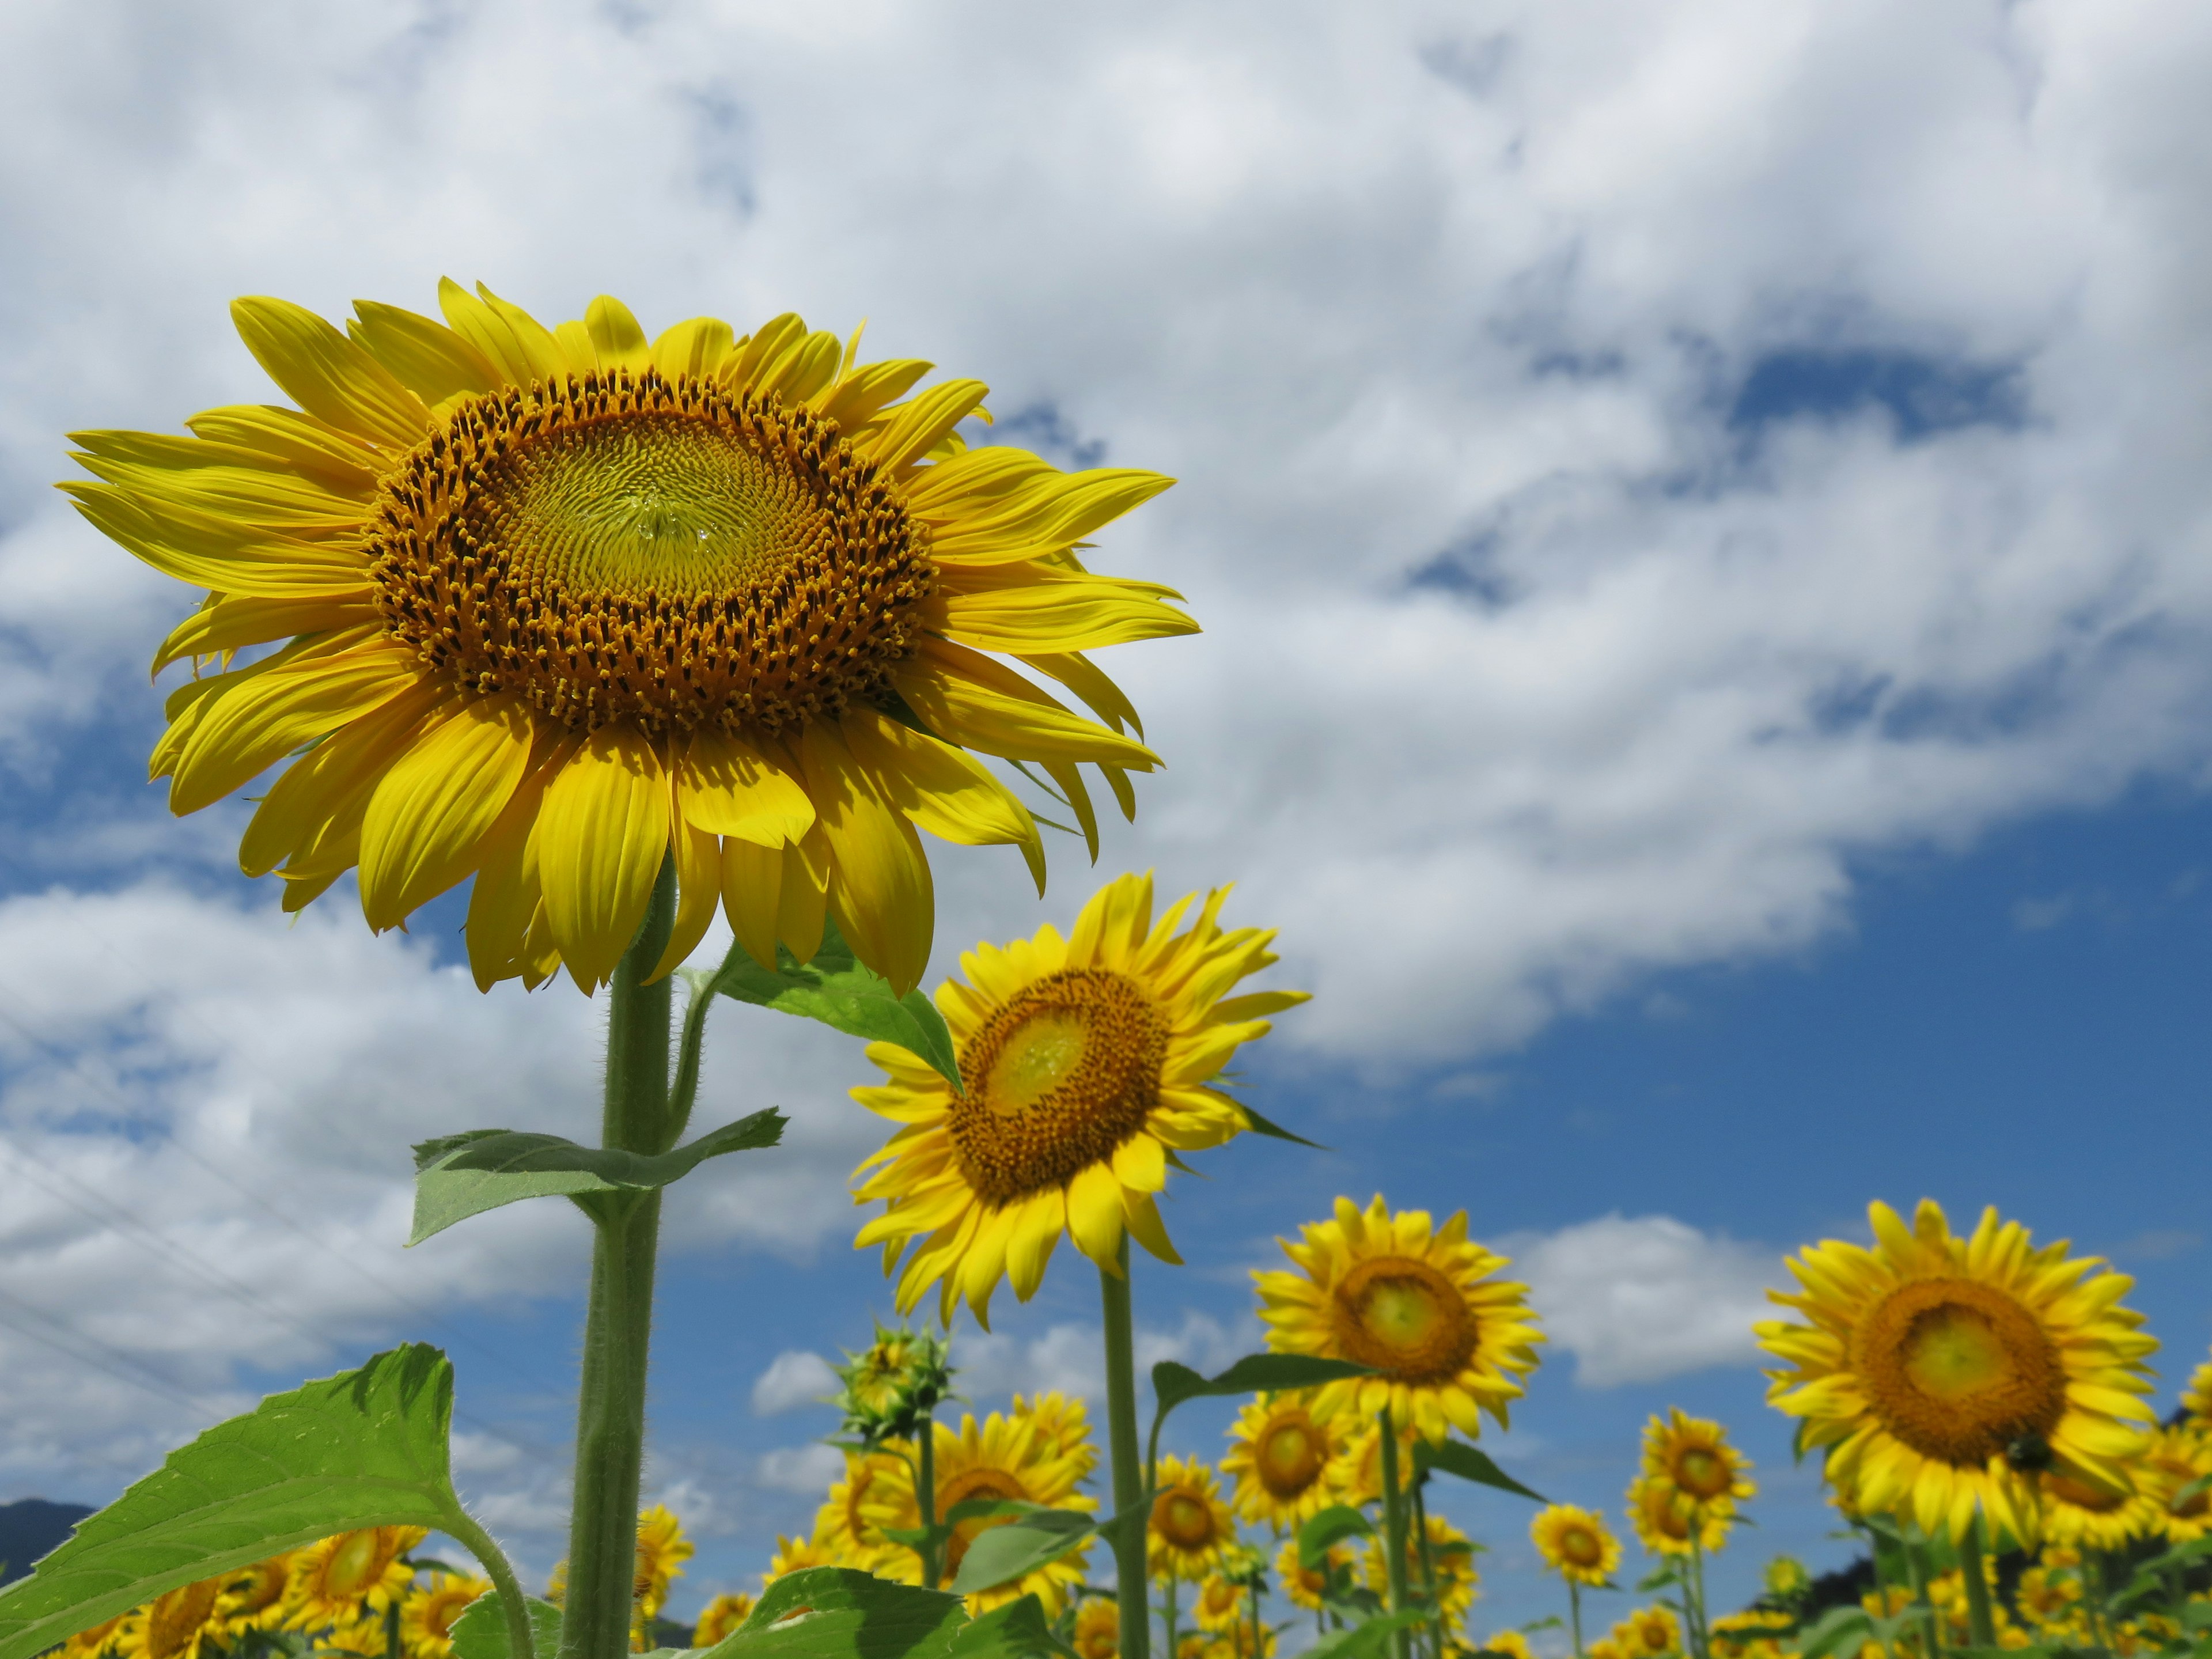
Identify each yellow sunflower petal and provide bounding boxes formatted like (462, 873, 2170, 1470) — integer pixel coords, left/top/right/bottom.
(536, 726, 671, 992)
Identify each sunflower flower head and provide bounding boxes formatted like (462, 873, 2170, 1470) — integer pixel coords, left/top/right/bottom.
(1755, 1198, 2157, 1544)
(71, 286, 1193, 997)
(1221, 1393, 1346, 1529)
(2141, 1424, 2212, 1541)
(1254, 1194, 1544, 1444)
(815, 1449, 906, 1575)
(833, 1321, 956, 1446)
(399, 1573, 490, 1659)
(1362, 1516, 1478, 1637)
(1625, 1475, 1730, 1559)
(1531, 1505, 1619, 1588)
(1191, 1575, 1248, 1635)
(2040, 1457, 2160, 1551)
(285, 1527, 427, 1628)
(632, 1505, 694, 1623)
(763, 1533, 837, 1586)
(1476, 1633, 1535, 1659)
(116, 1577, 231, 1659)
(1072, 1597, 1120, 1659)
(694, 1593, 755, 1647)
(1149, 1455, 1236, 1582)
(854, 872, 1306, 1325)
(1760, 1555, 1810, 1605)
(60, 1618, 126, 1659)
(1614, 1606, 1681, 1658)
(1275, 1536, 1354, 1615)
(217, 1555, 294, 1638)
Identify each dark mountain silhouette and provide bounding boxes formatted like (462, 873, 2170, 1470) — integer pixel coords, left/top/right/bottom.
(0, 1498, 92, 1585)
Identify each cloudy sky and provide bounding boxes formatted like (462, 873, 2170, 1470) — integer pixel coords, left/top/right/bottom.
(4, 0, 2212, 1641)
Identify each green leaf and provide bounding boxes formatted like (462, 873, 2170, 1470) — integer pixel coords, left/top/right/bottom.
(946, 1594, 1079, 1659)
(1796, 1606, 1875, 1659)
(695, 1567, 967, 1659)
(408, 1109, 785, 1244)
(1636, 1565, 1680, 1593)
(1297, 1505, 1377, 1569)
(694, 918, 961, 1092)
(1226, 1098, 1325, 1150)
(449, 1594, 562, 1659)
(1151, 1354, 1373, 1418)
(1302, 1609, 1429, 1659)
(0, 1345, 469, 1659)
(948, 1509, 1099, 1596)
(1408, 1440, 1546, 1502)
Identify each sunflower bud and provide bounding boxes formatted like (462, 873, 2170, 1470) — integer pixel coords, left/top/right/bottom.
(832, 1320, 955, 1447)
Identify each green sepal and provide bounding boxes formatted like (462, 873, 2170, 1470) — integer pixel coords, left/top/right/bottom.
(0, 1345, 467, 1659)
(1408, 1438, 1545, 1502)
(1296, 1504, 1377, 1569)
(692, 1567, 966, 1659)
(689, 918, 961, 1092)
(947, 1594, 1080, 1659)
(448, 1594, 562, 1659)
(408, 1109, 785, 1244)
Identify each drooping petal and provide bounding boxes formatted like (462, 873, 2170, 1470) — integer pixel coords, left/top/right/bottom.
(358, 694, 534, 930)
(536, 725, 670, 992)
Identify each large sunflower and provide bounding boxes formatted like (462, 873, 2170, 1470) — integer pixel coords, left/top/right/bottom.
(1253, 1195, 1544, 1444)
(853, 872, 1305, 1323)
(1221, 1394, 1346, 1529)
(1639, 1411, 1755, 1516)
(858, 1404, 1098, 1613)
(1756, 1199, 2157, 1543)
(218, 1555, 295, 1639)
(399, 1573, 490, 1659)
(115, 1578, 229, 1659)
(814, 1449, 906, 1574)
(67, 285, 1190, 995)
(1530, 1505, 1619, 1588)
(1072, 1597, 1121, 1659)
(286, 1528, 426, 1628)
(1147, 1455, 1236, 1582)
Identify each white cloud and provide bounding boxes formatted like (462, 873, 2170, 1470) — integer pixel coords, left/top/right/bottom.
(955, 1308, 1261, 1407)
(1508, 1213, 1780, 1387)
(753, 1444, 845, 1497)
(751, 1350, 838, 1417)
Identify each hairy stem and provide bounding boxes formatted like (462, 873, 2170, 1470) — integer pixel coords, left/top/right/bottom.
(558, 861, 676, 1659)
(1378, 1407, 1414, 1659)
(1100, 1238, 1151, 1659)
(444, 1506, 537, 1659)
(918, 1414, 940, 1590)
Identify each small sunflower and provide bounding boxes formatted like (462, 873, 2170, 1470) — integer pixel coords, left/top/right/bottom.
(1274, 1537, 1340, 1615)
(61, 1618, 126, 1659)
(1217, 1624, 1275, 1659)
(1586, 1639, 1626, 1659)
(1014, 1391, 1099, 1470)
(2014, 1565, 2082, 1632)
(399, 1573, 490, 1659)
(1640, 1411, 1754, 1516)
(1476, 1633, 1535, 1659)
(2181, 1354, 2212, 1425)
(632, 1505, 695, 1619)
(1336, 1415, 1420, 1510)
(1072, 1597, 1120, 1659)
(1756, 1199, 2157, 1543)
(1624, 1476, 1729, 1558)
(694, 1593, 755, 1647)
(815, 1449, 905, 1574)
(1175, 1637, 1216, 1659)
(319, 1618, 391, 1658)
(1614, 1605, 1680, 1658)
(2141, 1424, 2212, 1541)
(1149, 1455, 1236, 1582)
(854, 872, 1305, 1324)
(1254, 1195, 1543, 1444)
(763, 1534, 837, 1586)
(860, 1407, 1097, 1613)
(2039, 1460, 2161, 1551)
(1530, 1505, 1619, 1588)
(71, 286, 1190, 997)
(1363, 1516, 1478, 1637)
(1190, 1577, 1248, 1634)
(286, 1528, 427, 1628)
(116, 1578, 230, 1659)
(218, 1555, 294, 1638)
(1221, 1395, 1346, 1529)
(1760, 1556, 1809, 1603)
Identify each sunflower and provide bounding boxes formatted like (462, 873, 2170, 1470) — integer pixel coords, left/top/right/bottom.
(1476, 1633, 1535, 1659)
(286, 1528, 427, 1628)
(859, 1406, 1098, 1613)
(1586, 1639, 1626, 1659)
(1255, 1195, 1543, 1444)
(1190, 1576, 1248, 1634)
(1072, 1597, 1120, 1659)
(61, 1618, 126, 1659)
(1760, 1556, 1809, 1602)
(694, 1593, 755, 1647)
(1217, 1624, 1275, 1659)
(1641, 1411, 1754, 1516)
(2039, 1459, 2161, 1551)
(854, 872, 1305, 1323)
(1624, 1476, 1729, 1558)
(1149, 1455, 1236, 1582)
(763, 1534, 837, 1586)
(1336, 1415, 1419, 1510)
(1614, 1606, 1680, 1658)
(1175, 1637, 1216, 1659)
(1274, 1538, 1338, 1615)
(398, 1573, 490, 1659)
(1363, 1516, 1478, 1637)
(219, 1554, 295, 1638)
(1530, 1506, 1618, 1588)
(1014, 1391, 1099, 1470)
(1756, 1199, 2157, 1543)
(632, 1505, 694, 1619)
(2141, 1424, 2212, 1541)
(116, 1578, 230, 1659)
(319, 1619, 391, 1658)
(814, 1449, 905, 1574)
(69, 286, 1190, 997)
(2182, 1355, 2212, 1425)
(2013, 1565, 2083, 1633)
(1221, 1395, 1346, 1529)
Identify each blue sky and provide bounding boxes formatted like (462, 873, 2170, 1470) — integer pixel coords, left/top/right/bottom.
(3, 0, 2211, 1648)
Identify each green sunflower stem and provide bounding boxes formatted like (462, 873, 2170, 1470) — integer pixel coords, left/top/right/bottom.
(1569, 1581, 1584, 1659)
(1377, 1407, 1414, 1659)
(559, 858, 678, 1659)
(1687, 1535, 1711, 1659)
(1957, 1516, 1997, 1650)
(1162, 1573, 1179, 1658)
(918, 1411, 941, 1590)
(1100, 1236, 1152, 1659)
(1411, 1474, 1440, 1659)
(445, 1506, 537, 1659)
(1904, 1531, 1944, 1659)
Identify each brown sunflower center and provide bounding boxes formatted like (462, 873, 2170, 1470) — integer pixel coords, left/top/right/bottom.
(1559, 1525, 1604, 1568)
(1256, 1412, 1328, 1499)
(938, 1468, 1031, 1574)
(1330, 1255, 1476, 1383)
(366, 369, 932, 736)
(145, 1582, 222, 1659)
(1673, 1446, 1732, 1501)
(2044, 1471, 2124, 1514)
(1153, 1488, 1221, 1552)
(948, 968, 1167, 1205)
(228, 1561, 287, 1618)
(1854, 1276, 2066, 1467)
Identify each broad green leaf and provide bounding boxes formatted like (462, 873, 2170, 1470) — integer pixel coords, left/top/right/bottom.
(1152, 1354, 1373, 1418)
(1297, 1505, 1376, 1569)
(449, 1593, 562, 1659)
(1409, 1440, 1545, 1502)
(1303, 1609, 1429, 1659)
(409, 1109, 785, 1244)
(695, 1567, 965, 1659)
(1635, 1565, 1680, 1593)
(1796, 1605, 1874, 1659)
(948, 1509, 1097, 1596)
(693, 918, 961, 1091)
(0, 1346, 467, 1659)
(946, 1594, 1078, 1659)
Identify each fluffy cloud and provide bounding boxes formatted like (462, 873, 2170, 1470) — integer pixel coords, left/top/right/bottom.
(751, 1350, 839, 1417)
(1509, 1214, 1781, 1387)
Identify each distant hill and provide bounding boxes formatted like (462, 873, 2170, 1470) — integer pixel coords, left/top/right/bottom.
(0, 1499, 93, 1585)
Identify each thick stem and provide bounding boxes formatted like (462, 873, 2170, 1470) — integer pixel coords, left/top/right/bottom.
(1099, 1238, 1151, 1659)
(1411, 1478, 1438, 1659)
(918, 1415, 941, 1590)
(1905, 1532, 1944, 1659)
(1957, 1517, 1997, 1650)
(445, 1506, 539, 1659)
(1688, 1535, 1710, 1659)
(1569, 1581, 1584, 1659)
(1378, 1408, 1413, 1659)
(1162, 1573, 1179, 1659)
(558, 861, 677, 1659)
